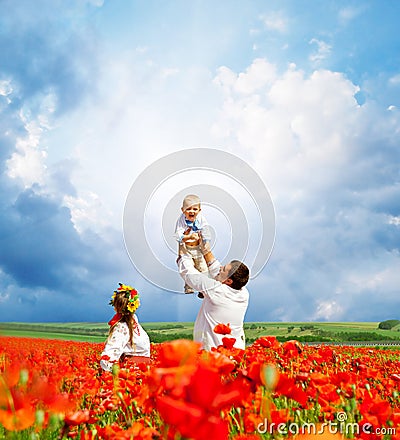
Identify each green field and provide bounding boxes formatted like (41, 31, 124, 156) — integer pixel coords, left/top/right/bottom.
(0, 321, 399, 345)
(242, 321, 400, 344)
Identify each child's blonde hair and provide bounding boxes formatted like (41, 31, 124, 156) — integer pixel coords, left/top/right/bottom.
(182, 194, 201, 210)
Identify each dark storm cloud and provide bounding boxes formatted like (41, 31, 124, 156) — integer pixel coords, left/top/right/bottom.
(1, 188, 86, 289)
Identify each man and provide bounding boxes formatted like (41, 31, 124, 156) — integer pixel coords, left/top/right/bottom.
(177, 237, 250, 350)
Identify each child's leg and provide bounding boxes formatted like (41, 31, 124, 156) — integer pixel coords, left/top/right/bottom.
(182, 245, 196, 294)
(184, 283, 195, 294)
(192, 248, 208, 298)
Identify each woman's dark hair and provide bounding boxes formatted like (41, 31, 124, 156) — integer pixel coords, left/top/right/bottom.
(228, 260, 250, 290)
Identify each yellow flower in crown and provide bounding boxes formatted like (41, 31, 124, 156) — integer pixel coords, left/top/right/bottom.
(109, 283, 140, 314)
(127, 298, 140, 313)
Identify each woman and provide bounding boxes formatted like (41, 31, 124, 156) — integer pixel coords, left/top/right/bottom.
(100, 283, 150, 372)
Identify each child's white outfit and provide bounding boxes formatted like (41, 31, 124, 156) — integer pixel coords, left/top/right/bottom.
(175, 212, 211, 293)
(100, 315, 150, 372)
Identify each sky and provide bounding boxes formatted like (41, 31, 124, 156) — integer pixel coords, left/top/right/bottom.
(1, 0, 400, 323)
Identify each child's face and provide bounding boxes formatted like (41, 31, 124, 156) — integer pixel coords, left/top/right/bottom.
(182, 203, 201, 222)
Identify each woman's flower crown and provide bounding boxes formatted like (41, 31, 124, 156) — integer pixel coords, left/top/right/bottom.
(109, 283, 140, 314)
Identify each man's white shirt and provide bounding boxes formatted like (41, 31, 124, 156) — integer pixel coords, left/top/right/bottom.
(178, 254, 249, 350)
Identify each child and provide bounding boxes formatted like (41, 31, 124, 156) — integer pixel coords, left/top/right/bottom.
(100, 283, 150, 372)
(174, 194, 211, 296)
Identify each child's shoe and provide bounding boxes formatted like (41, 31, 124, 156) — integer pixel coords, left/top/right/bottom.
(184, 284, 195, 294)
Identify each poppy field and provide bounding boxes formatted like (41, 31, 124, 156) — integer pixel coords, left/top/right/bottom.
(0, 331, 399, 439)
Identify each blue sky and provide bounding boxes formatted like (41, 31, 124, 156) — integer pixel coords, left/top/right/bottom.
(1, 0, 399, 323)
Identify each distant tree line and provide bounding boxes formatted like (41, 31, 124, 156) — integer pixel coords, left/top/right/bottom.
(146, 331, 193, 343)
(378, 319, 400, 330)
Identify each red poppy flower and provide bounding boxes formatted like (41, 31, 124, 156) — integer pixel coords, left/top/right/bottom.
(222, 337, 236, 349)
(156, 394, 229, 440)
(157, 339, 201, 367)
(309, 372, 329, 385)
(64, 409, 91, 426)
(156, 396, 205, 437)
(360, 399, 392, 426)
(254, 335, 280, 349)
(275, 373, 308, 407)
(282, 340, 303, 355)
(0, 407, 36, 431)
(213, 323, 232, 335)
(295, 372, 310, 382)
(316, 384, 341, 405)
(204, 351, 236, 374)
(187, 363, 243, 410)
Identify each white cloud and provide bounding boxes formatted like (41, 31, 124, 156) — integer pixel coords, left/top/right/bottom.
(211, 58, 400, 320)
(5, 90, 58, 189)
(63, 192, 113, 235)
(309, 38, 332, 64)
(53, 53, 222, 224)
(312, 300, 343, 320)
(347, 256, 400, 291)
(212, 61, 360, 192)
(388, 215, 400, 226)
(0, 292, 9, 303)
(389, 74, 400, 86)
(160, 67, 180, 78)
(0, 79, 13, 96)
(235, 58, 277, 95)
(338, 6, 365, 25)
(6, 119, 48, 188)
(259, 11, 288, 33)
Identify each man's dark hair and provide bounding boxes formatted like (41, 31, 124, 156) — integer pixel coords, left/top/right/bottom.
(228, 260, 249, 290)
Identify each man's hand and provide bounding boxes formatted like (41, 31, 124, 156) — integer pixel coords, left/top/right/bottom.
(198, 232, 211, 256)
(198, 233, 216, 266)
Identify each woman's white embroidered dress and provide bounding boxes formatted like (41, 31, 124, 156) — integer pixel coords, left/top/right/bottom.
(100, 315, 150, 371)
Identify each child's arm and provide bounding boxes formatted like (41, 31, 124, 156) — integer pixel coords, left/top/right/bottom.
(175, 215, 190, 242)
(198, 233, 214, 264)
(200, 224, 212, 242)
